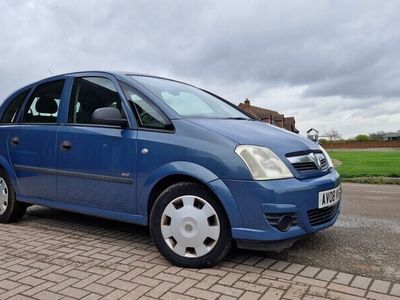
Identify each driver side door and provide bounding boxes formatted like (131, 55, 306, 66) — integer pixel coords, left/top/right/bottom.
(56, 76, 137, 213)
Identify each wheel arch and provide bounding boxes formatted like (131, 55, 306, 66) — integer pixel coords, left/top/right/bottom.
(139, 161, 242, 228)
(0, 155, 22, 195)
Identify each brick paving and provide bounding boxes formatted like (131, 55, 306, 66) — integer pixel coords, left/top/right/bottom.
(0, 207, 399, 300)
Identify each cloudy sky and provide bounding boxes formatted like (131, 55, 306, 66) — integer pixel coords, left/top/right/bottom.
(1, 1, 399, 138)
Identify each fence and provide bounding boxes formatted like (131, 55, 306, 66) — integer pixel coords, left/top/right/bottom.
(321, 140, 400, 149)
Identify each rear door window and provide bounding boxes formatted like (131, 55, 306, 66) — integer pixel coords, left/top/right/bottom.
(22, 80, 65, 124)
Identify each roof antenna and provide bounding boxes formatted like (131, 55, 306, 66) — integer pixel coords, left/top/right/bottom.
(48, 68, 54, 75)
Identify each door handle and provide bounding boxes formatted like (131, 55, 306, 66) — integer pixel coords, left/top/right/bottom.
(61, 140, 72, 150)
(11, 136, 20, 145)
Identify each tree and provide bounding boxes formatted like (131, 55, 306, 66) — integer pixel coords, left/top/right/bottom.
(354, 134, 369, 142)
(324, 129, 342, 142)
(368, 131, 386, 141)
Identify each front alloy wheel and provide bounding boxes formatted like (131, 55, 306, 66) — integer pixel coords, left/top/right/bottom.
(150, 182, 231, 267)
(161, 195, 220, 258)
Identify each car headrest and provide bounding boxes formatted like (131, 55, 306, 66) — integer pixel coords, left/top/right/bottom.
(35, 96, 58, 114)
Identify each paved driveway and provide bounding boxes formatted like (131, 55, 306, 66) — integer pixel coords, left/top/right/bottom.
(0, 183, 399, 299)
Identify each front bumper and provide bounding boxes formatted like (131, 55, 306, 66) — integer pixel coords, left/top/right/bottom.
(235, 236, 304, 252)
(222, 169, 341, 247)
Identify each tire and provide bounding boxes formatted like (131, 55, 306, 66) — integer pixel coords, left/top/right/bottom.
(150, 182, 232, 268)
(0, 169, 27, 223)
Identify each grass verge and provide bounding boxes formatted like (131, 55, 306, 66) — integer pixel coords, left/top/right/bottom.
(341, 177, 400, 185)
(328, 150, 400, 184)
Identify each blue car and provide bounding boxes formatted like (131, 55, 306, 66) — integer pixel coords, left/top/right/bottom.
(0, 71, 341, 267)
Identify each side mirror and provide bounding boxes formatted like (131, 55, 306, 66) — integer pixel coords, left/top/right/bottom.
(92, 107, 129, 127)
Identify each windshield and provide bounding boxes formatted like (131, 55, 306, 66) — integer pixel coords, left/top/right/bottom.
(130, 76, 251, 119)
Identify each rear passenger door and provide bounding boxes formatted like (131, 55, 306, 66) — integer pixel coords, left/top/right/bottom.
(7, 80, 65, 200)
(56, 76, 137, 213)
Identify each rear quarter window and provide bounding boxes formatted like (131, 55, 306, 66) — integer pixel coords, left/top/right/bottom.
(0, 90, 30, 123)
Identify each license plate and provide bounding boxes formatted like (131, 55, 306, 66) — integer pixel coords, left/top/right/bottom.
(318, 185, 341, 209)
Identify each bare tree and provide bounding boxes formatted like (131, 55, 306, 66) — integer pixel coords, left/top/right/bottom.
(324, 129, 342, 141)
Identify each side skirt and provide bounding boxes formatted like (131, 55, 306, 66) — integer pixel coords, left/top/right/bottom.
(17, 195, 148, 226)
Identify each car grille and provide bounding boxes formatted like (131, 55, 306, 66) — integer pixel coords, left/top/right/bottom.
(287, 152, 329, 173)
(307, 202, 339, 226)
(291, 162, 319, 172)
(319, 158, 328, 171)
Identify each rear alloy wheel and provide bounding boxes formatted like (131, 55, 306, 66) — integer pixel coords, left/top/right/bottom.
(0, 177, 9, 215)
(0, 169, 27, 223)
(150, 182, 231, 267)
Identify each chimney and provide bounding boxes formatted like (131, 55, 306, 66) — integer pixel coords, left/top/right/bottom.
(244, 98, 250, 105)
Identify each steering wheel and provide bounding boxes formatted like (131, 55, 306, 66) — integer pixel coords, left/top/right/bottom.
(140, 111, 153, 124)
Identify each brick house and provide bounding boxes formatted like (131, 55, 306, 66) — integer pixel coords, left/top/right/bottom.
(238, 99, 299, 133)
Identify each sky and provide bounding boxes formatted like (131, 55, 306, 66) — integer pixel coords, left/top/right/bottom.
(1, 0, 399, 138)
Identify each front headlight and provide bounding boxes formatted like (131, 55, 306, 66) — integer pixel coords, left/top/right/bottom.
(235, 145, 294, 180)
(318, 144, 334, 168)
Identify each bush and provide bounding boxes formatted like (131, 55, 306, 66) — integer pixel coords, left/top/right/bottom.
(354, 134, 369, 142)
(319, 139, 328, 144)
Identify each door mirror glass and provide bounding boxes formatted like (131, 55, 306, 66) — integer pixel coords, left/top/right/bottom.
(92, 107, 128, 127)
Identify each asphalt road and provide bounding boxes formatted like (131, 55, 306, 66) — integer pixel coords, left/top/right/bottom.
(341, 183, 400, 219)
(248, 183, 400, 282)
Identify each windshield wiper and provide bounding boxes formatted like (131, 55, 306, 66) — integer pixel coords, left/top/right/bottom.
(223, 117, 252, 120)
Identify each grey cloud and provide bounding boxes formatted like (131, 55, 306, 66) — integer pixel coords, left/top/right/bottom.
(0, 0, 399, 137)
(1, 1, 398, 94)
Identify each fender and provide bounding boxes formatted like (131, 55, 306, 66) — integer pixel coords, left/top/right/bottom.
(0, 155, 23, 196)
(138, 161, 243, 228)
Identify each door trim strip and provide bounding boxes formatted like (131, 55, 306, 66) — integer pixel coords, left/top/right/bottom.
(14, 164, 133, 184)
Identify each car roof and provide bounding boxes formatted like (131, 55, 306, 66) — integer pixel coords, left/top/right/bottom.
(38, 71, 185, 83)
(5, 71, 191, 100)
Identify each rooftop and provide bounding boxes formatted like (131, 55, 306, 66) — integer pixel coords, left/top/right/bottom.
(238, 99, 299, 133)
(383, 132, 400, 138)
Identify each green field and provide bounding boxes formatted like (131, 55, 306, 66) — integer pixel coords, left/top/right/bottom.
(328, 150, 400, 179)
